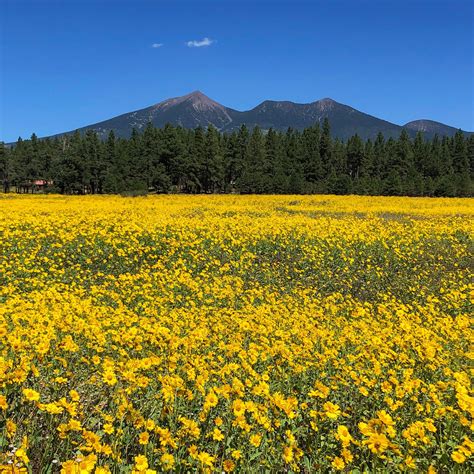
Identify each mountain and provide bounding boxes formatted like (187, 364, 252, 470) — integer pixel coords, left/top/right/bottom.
(403, 119, 466, 138)
(51, 91, 471, 141)
(73, 91, 234, 138)
(231, 98, 404, 139)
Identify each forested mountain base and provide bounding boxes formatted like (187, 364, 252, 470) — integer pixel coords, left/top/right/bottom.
(1, 119, 472, 196)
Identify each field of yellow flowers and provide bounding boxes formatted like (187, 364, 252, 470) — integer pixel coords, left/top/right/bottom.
(0, 194, 473, 473)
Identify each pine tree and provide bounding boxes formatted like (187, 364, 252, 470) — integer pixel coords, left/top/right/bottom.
(392, 130, 416, 195)
(300, 125, 323, 188)
(284, 128, 305, 194)
(223, 133, 239, 192)
(103, 131, 118, 193)
(346, 134, 364, 179)
(239, 126, 266, 193)
(320, 118, 332, 175)
(234, 125, 249, 187)
(451, 130, 471, 196)
(452, 130, 469, 174)
(328, 140, 351, 194)
(192, 126, 206, 193)
(373, 132, 385, 179)
(83, 130, 103, 193)
(356, 139, 376, 194)
(125, 128, 147, 191)
(53, 131, 85, 194)
(0, 142, 10, 192)
(204, 125, 224, 193)
(468, 135, 474, 176)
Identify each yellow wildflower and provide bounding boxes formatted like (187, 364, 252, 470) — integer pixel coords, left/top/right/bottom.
(249, 433, 262, 447)
(451, 451, 466, 463)
(22, 388, 40, 402)
(331, 456, 345, 470)
(323, 401, 341, 420)
(160, 453, 175, 471)
(223, 459, 236, 472)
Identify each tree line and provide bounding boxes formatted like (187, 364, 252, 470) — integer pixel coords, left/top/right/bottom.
(1, 119, 472, 196)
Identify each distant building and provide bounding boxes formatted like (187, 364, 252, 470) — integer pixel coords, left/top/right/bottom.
(16, 179, 53, 193)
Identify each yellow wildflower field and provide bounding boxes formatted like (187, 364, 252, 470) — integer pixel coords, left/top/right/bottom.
(0, 194, 473, 473)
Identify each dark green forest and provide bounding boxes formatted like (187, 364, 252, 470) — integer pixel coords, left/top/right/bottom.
(1, 119, 472, 196)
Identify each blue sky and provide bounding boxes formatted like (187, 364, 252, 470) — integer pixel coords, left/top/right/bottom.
(1, 0, 473, 141)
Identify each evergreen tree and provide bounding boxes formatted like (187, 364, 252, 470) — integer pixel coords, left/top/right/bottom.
(223, 133, 240, 192)
(285, 128, 305, 194)
(203, 125, 224, 193)
(53, 131, 85, 193)
(300, 125, 323, 190)
(269, 129, 290, 193)
(451, 130, 471, 196)
(452, 130, 469, 174)
(192, 126, 206, 193)
(328, 140, 351, 194)
(320, 118, 332, 174)
(83, 130, 103, 193)
(468, 135, 474, 177)
(0, 142, 10, 192)
(346, 134, 364, 179)
(373, 132, 386, 179)
(234, 125, 249, 186)
(239, 126, 266, 193)
(355, 139, 377, 195)
(103, 131, 119, 193)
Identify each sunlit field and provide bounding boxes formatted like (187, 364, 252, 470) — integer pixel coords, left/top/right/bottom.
(0, 194, 472, 473)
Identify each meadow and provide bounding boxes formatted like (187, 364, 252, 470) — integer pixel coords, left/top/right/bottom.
(0, 194, 472, 473)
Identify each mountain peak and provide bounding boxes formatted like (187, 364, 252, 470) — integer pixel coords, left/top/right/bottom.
(184, 90, 219, 107)
(319, 97, 335, 103)
(188, 90, 206, 97)
(154, 90, 224, 112)
(404, 119, 442, 130)
(313, 97, 337, 112)
(403, 119, 466, 136)
(181, 90, 210, 102)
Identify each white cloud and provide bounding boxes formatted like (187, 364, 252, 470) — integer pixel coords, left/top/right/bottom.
(186, 37, 214, 48)
(151, 43, 163, 48)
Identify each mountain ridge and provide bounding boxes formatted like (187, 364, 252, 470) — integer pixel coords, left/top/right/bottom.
(44, 91, 472, 142)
